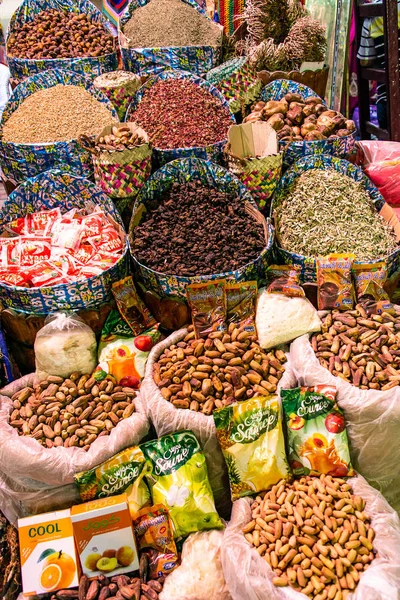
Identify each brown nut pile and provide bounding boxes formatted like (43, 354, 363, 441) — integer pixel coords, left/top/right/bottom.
(53, 573, 164, 600)
(245, 93, 356, 142)
(8, 373, 136, 450)
(154, 324, 287, 414)
(7, 10, 114, 59)
(96, 125, 147, 152)
(244, 475, 375, 599)
(130, 79, 233, 149)
(311, 306, 400, 390)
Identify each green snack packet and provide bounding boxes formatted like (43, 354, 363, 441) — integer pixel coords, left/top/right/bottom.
(214, 394, 291, 501)
(140, 431, 223, 538)
(281, 385, 354, 478)
(74, 445, 151, 517)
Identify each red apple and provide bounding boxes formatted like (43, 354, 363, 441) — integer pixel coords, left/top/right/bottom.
(120, 376, 140, 389)
(134, 335, 153, 352)
(325, 412, 345, 434)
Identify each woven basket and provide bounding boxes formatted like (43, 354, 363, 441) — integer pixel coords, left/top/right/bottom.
(257, 66, 329, 100)
(206, 57, 262, 114)
(93, 71, 142, 121)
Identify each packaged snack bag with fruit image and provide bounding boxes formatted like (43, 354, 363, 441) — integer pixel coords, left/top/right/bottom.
(213, 394, 291, 501)
(281, 385, 354, 477)
(17, 508, 79, 596)
(140, 431, 223, 539)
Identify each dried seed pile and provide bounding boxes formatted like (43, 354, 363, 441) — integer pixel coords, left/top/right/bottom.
(54, 573, 165, 600)
(130, 79, 233, 149)
(154, 324, 286, 414)
(2, 85, 114, 144)
(7, 10, 114, 59)
(244, 475, 375, 598)
(311, 307, 400, 390)
(274, 169, 398, 260)
(133, 181, 266, 276)
(123, 0, 221, 48)
(8, 373, 136, 450)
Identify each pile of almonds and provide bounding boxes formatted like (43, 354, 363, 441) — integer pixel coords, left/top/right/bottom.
(154, 324, 286, 414)
(95, 125, 147, 152)
(311, 306, 400, 390)
(8, 373, 135, 450)
(53, 572, 164, 600)
(244, 475, 375, 599)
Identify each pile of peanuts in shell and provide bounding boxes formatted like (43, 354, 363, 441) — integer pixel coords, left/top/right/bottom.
(311, 306, 400, 390)
(53, 572, 164, 600)
(8, 373, 136, 450)
(244, 475, 376, 599)
(154, 324, 286, 414)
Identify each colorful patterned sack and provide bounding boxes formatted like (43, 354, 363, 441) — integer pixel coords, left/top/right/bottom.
(6, 0, 118, 82)
(93, 71, 142, 121)
(206, 57, 262, 114)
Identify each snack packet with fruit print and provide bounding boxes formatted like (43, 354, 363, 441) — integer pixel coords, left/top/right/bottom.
(281, 385, 354, 477)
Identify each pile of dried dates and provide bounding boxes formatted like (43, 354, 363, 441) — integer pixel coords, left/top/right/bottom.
(52, 573, 164, 600)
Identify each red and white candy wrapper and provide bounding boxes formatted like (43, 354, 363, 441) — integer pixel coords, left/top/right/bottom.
(0, 268, 28, 286)
(29, 208, 61, 235)
(26, 261, 64, 287)
(19, 237, 52, 267)
(0, 239, 20, 267)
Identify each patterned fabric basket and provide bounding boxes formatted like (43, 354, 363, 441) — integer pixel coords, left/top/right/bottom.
(0, 169, 129, 313)
(126, 69, 235, 167)
(129, 157, 274, 299)
(261, 79, 356, 167)
(272, 155, 400, 284)
(6, 0, 118, 82)
(0, 69, 119, 185)
(206, 57, 262, 114)
(80, 123, 152, 198)
(93, 71, 142, 121)
(119, 0, 222, 76)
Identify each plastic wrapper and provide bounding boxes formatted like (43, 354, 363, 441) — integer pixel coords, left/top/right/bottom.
(290, 332, 400, 513)
(160, 530, 231, 600)
(34, 312, 97, 380)
(0, 374, 149, 523)
(221, 474, 400, 600)
(316, 253, 355, 310)
(359, 140, 400, 206)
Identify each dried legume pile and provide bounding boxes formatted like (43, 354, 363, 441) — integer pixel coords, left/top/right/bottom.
(132, 180, 266, 276)
(123, 0, 221, 48)
(274, 169, 398, 260)
(130, 79, 233, 149)
(7, 10, 114, 59)
(2, 85, 115, 144)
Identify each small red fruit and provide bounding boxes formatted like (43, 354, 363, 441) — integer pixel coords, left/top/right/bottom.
(325, 412, 345, 434)
(291, 460, 303, 470)
(119, 376, 140, 389)
(134, 335, 153, 352)
(327, 464, 349, 477)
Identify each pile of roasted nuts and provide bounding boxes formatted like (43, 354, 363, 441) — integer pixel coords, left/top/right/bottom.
(244, 93, 356, 142)
(52, 573, 164, 600)
(8, 374, 135, 450)
(7, 10, 115, 59)
(244, 475, 376, 598)
(154, 324, 287, 414)
(311, 307, 400, 390)
(95, 126, 147, 152)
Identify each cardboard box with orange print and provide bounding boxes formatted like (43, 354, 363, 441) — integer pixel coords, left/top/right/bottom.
(71, 493, 139, 579)
(18, 508, 79, 596)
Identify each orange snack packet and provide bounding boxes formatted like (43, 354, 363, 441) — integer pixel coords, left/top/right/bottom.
(317, 254, 355, 310)
(225, 281, 257, 333)
(186, 280, 227, 339)
(266, 264, 304, 298)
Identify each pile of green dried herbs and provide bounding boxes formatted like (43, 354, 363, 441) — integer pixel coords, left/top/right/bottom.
(274, 169, 398, 260)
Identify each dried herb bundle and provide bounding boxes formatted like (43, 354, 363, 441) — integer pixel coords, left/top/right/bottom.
(0, 513, 20, 600)
(274, 169, 398, 261)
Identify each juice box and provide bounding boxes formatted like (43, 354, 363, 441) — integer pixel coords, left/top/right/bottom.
(18, 508, 79, 596)
(71, 493, 139, 578)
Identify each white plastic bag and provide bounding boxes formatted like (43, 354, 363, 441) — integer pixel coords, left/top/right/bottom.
(160, 530, 231, 600)
(139, 328, 297, 518)
(0, 374, 149, 523)
(222, 474, 400, 600)
(290, 334, 400, 514)
(34, 312, 97, 380)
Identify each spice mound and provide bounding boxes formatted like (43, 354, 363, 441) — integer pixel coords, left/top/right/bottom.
(132, 180, 266, 276)
(130, 79, 233, 149)
(2, 85, 115, 144)
(122, 0, 221, 48)
(8, 373, 136, 450)
(7, 10, 114, 59)
(244, 475, 376, 597)
(312, 307, 400, 390)
(274, 169, 398, 260)
(154, 324, 286, 414)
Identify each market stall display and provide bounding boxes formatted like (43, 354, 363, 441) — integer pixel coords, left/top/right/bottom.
(119, 0, 222, 76)
(6, 0, 118, 82)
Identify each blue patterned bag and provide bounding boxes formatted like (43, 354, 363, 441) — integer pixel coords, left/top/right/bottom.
(129, 157, 274, 299)
(0, 169, 129, 314)
(0, 69, 119, 185)
(6, 0, 118, 82)
(119, 0, 222, 76)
